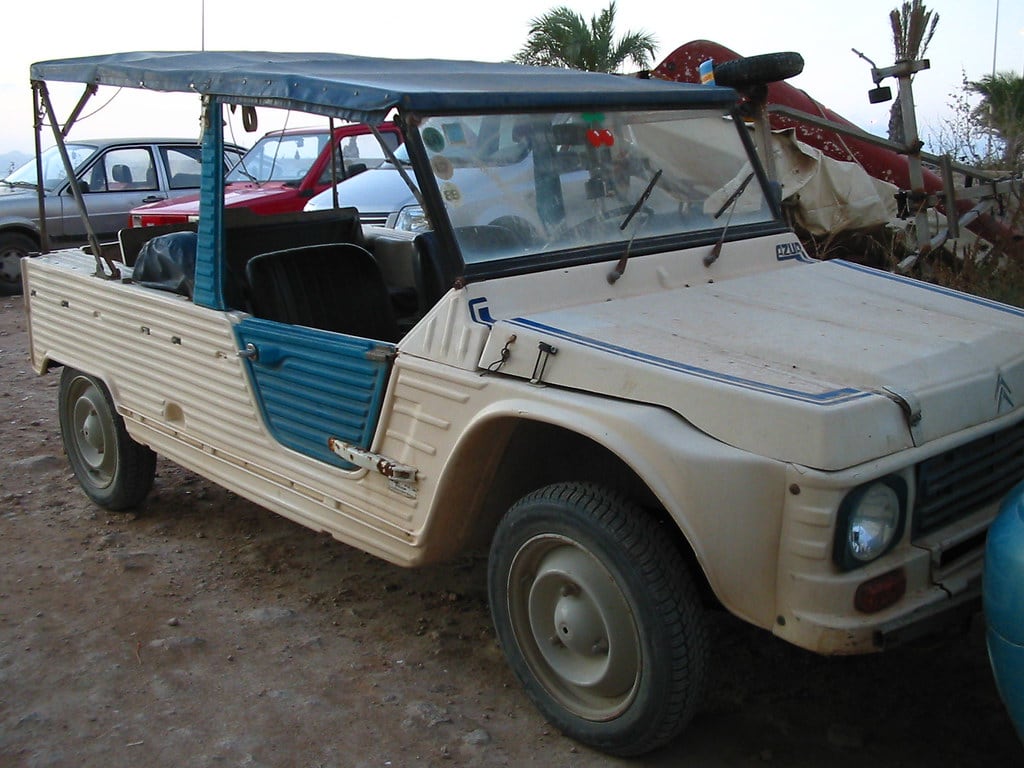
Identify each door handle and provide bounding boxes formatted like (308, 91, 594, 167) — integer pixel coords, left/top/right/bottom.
(237, 343, 259, 361)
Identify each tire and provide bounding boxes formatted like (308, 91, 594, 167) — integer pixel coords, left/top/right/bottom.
(58, 368, 156, 510)
(0, 231, 35, 296)
(714, 52, 804, 88)
(488, 482, 708, 756)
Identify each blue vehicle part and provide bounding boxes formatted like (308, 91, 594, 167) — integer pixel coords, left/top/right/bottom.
(234, 317, 392, 469)
(30, 52, 736, 128)
(194, 96, 227, 310)
(984, 481, 1024, 741)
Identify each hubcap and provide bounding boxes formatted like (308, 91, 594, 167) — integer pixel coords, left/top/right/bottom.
(509, 535, 641, 721)
(68, 379, 116, 488)
(0, 251, 21, 286)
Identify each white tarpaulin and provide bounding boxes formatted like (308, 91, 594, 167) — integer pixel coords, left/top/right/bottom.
(771, 127, 899, 236)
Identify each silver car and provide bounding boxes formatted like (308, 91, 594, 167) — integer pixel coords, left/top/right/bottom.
(0, 138, 244, 294)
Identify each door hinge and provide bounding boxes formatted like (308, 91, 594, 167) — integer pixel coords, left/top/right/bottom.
(365, 346, 395, 363)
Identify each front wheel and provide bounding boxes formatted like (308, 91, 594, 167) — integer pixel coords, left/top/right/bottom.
(58, 368, 156, 510)
(0, 232, 35, 296)
(488, 482, 708, 756)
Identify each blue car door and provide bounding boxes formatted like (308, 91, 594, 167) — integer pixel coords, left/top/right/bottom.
(234, 317, 393, 469)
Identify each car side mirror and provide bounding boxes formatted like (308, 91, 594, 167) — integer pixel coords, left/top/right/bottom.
(868, 86, 892, 104)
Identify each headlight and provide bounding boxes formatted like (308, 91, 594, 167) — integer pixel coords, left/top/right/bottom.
(834, 478, 907, 570)
(393, 205, 431, 233)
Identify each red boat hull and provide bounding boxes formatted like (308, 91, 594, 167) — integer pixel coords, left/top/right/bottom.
(653, 40, 1021, 256)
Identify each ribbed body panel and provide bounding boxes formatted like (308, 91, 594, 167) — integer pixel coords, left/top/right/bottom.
(26, 254, 438, 565)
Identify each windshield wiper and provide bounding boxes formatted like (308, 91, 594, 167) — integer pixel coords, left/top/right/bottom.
(711, 171, 754, 220)
(231, 166, 259, 183)
(4, 180, 39, 191)
(705, 171, 755, 267)
(608, 169, 662, 284)
(619, 169, 662, 231)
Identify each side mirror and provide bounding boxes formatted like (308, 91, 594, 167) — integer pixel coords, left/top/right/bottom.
(868, 86, 892, 104)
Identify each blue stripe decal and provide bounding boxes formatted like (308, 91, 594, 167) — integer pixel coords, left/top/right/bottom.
(507, 318, 870, 406)
(832, 260, 1024, 319)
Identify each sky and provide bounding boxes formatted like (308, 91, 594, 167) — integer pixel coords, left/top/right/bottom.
(2, 0, 1022, 157)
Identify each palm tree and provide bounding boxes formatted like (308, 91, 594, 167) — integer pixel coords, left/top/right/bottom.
(513, 2, 657, 74)
(968, 72, 1024, 166)
(887, 0, 939, 143)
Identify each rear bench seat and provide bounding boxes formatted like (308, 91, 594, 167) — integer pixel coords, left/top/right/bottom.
(123, 210, 446, 339)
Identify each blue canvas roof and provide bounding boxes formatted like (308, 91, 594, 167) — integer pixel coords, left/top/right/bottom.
(30, 51, 736, 124)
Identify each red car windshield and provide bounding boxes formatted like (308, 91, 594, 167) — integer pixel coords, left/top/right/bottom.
(226, 131, 331, 184)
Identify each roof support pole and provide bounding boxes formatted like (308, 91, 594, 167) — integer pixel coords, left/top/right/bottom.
(35, 80, 116, 279)
(59, 82, 99, 138)
(31, 81, 49, 254)
(193, 94, 227, 309)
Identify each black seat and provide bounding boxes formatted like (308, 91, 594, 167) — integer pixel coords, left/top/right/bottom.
(412, 231, 451, 314)
(245, 243, 400, 341)
(133, 231, 198, 298)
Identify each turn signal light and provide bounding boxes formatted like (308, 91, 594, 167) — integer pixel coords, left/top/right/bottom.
(854, 568, 907, 613)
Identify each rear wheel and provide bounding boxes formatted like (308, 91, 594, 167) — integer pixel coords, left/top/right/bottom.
(58, 368, 156, 510)
(0, 232, 35, 296)
(488, 482, 708, 756)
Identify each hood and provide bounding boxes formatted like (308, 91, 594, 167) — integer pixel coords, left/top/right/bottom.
(221, 183, 299, 212)
(0, 184, 39, 200)
(479, 259, 1024, 470)
(134, 182, 301, 217)
(307, 166, 413, 213)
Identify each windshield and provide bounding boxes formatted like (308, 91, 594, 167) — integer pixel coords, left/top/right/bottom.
(226, 130, 330, 184)
(3, 143, 98, 192)
(412, 109, 774, 265)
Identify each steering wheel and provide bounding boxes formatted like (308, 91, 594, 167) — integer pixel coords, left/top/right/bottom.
(543, 203, 653, 249)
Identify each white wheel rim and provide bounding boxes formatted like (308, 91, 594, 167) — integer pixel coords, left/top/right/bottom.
(507, 534, 641, 721)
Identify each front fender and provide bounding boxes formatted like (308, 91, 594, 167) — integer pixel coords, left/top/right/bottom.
(424, 384, 788, 631)
(0, 189, 61, 240)
(0, 215, 42, 241)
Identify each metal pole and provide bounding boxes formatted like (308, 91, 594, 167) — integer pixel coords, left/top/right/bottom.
(329, 117, 340, 210)
(32, 82, 49, 254)
(37, 81, 114, 278)
(896, 66, 931, 253)
(991, 0, 999, 158)
(992, 0, 999, 80)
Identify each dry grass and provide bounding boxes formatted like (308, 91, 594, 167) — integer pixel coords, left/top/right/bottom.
(796, 196, 1024, 310)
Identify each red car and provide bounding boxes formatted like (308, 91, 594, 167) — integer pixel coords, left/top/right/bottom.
(129, 122, 402, 227)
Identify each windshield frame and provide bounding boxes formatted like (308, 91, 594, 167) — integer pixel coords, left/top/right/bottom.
(401, 103, 786, 282)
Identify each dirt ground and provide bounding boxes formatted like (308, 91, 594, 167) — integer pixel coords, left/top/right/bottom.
(1, 293, 1022, 768)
